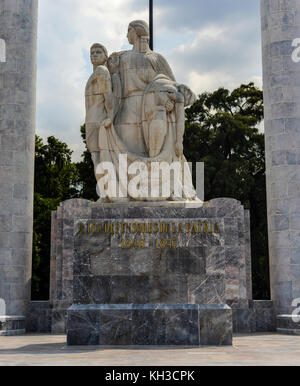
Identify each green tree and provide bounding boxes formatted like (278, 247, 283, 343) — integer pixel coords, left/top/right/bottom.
(32, 136, 79, 300)
(184, 83, 270, 299)
(75, 125, 98, 201)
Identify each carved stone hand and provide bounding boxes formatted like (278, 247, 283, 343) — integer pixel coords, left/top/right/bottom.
(101, 118, 112, 129)
(165, 100, 175, 113)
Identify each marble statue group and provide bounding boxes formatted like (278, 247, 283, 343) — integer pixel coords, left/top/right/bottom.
(85, 20, 199, 202)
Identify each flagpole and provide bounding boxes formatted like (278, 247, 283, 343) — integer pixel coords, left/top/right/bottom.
(149, 0, 153, 50)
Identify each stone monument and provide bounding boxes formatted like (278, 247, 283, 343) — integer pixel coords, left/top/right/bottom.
(1, 1, 298, 340)
(261, 0, 300, 334)
(65, 20, 235, 346)
(0, 0, 38, 335)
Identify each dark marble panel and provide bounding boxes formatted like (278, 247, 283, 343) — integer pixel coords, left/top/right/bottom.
(206, 247, 226, 274)
(165, 309, 199, 346)
(26, 301, 52, 333)
(67, 304, 232, 346)
(129, 248, 165, 276)
(132, 309, 166, 345)
(149, 274, 188, 303)
(74, 232, 111, 253)
(199, 306, 232, 346)
(110, 276, 150, 304)
(90, 206, 217, 220)
(99, 310, 132, 345)
(188, 273, 226, 304)
(210, 198, 242, 218)
(67, 309, 100, 345)
(232, 308, 255, 333)
(73, 275, 150, 304)
(166, 247, 205, 275)
(250, 300, 274, 309)
(67, 328, 100, 346)
(227, 299, 250, 309)
(255, 308, 276, 332)
(277, 315, 300, 330)
(73, 250, 91, 276)
(73, 276, 112, 304)
(51, 309, 68, 334)
(231, 301, 276, 334)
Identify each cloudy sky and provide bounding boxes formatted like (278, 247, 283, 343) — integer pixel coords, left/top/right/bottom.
(36, 0, 262, 161)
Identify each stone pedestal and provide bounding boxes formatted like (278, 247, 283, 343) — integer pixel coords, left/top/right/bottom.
(67, 304, 232, 346)
(232, 300, 276, 333)
(50, 199, 91, 333)
(63, 199, 256, 346)
(25, 301, 52, 333)
(0, 316, 25, 336)
(50, 198, 253, 338)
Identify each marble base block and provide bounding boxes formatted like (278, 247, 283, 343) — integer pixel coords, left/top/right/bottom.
(67, 304, 232, 346)
(0, 316, 25, 336)
(25, 302, 52, 333)
(55, 199, 252, 345)
(231, 300, 276, 333)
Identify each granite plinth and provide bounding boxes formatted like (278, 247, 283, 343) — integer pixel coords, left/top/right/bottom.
(71, 216, 227, 307)
(48, 198, 256, 344)
(51, 199, 252, 321)
(0, 316, 25, 336)
(25, 302, 52, 333)
(65, 202, 242, 346)
(67, 304, 232, 346)
(230, 300, 276, 333)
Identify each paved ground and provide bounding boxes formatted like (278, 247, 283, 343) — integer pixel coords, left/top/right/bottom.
(0, 333, 299, 366)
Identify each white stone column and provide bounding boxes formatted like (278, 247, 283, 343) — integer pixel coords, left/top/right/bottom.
(261, 0, 300, 316)
(0, 0, 38, 323)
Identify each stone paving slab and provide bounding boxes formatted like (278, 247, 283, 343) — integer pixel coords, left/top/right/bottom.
(0, 334, 300, 366)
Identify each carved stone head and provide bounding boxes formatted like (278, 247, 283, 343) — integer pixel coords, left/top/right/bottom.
(128, 20, 150, 52)
(90, 43, 108, 67)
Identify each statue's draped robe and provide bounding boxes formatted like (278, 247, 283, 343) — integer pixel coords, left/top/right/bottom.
(97, 50, 197, 201)
(85, 65, 112, 153)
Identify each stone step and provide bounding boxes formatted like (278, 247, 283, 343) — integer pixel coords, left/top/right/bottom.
(0, 316, 25, 336)
(277, 315, 300, 336)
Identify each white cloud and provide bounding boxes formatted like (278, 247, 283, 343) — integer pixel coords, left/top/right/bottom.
(37, 0, 146, 161)
(36, 0, 262, 161)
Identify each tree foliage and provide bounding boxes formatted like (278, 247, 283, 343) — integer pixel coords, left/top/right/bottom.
(184, 83, 269, 299)
(75, 125, 98, 201)
(32, 136, 79, 300)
